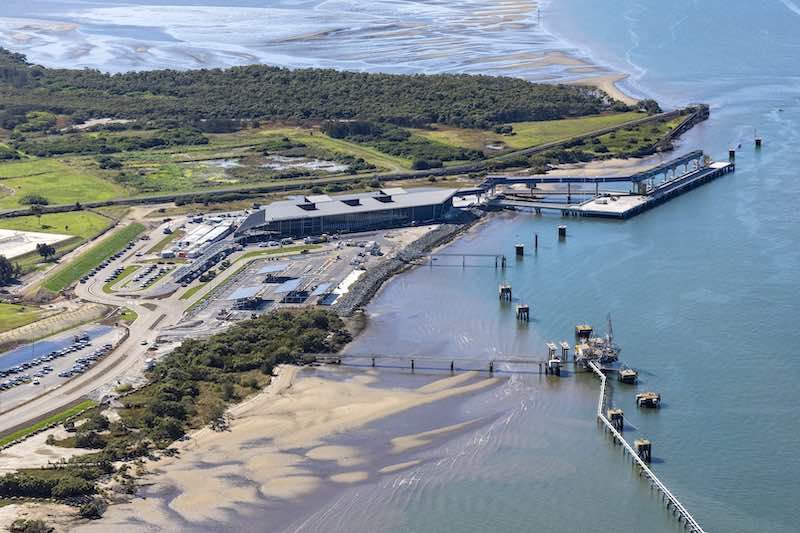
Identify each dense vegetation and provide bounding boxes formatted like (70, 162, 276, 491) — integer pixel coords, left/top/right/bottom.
(322, 120, 483, 167)
(12, 127, 208, 157)
(0, 48, 616, 130)
(0, 310, 349, 502)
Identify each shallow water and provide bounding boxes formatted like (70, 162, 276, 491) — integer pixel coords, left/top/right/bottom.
(1, 0, 608, 80)
(4, 0, 800, 531)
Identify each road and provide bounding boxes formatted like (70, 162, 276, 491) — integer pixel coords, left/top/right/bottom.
(0, 218, 175, 434)
(0, 215, 426, 435)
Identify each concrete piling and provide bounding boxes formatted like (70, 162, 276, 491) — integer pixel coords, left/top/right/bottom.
(499, 284, 512, 301)
(634, 439, 652, 463)
(608, 408, 624, 432)
(558, 225, 567, 240)
(515, 244, 524, 257)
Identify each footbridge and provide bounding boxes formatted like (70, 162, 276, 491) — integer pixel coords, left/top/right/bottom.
(589, 362, 707, 532)
(306, 353, 556, 374)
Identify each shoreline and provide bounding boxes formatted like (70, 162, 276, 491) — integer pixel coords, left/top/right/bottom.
(570, 73, 639, 106)
(74, 367, 503, 532)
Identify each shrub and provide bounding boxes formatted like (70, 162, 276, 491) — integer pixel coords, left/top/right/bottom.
(9, 519, 53, 533)
(51, 476, 93, 498)
(19, 194, 49, 206)
(78, 499, 107, 520)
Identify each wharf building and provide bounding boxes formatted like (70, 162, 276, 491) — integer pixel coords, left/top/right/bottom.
(235, 188, 456, 240)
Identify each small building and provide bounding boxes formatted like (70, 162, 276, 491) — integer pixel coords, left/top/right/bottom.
(227, 286, 264, 310)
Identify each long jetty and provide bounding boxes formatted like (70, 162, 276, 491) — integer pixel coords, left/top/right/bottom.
(308, 353, 554, 374)
(588, 361, 707, 533)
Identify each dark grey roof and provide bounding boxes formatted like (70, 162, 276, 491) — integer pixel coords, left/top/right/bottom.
(237, 188, 456, 233)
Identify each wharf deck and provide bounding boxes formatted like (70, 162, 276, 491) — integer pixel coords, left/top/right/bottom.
(493, 160, 734, 220)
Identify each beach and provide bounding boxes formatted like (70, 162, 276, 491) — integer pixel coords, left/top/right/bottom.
(73, 367, 502, 532)
(0, 0, 635, 105)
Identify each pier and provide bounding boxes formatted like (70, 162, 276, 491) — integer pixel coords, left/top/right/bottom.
(589, 361, 706, 533)
(484, 151, 734, 220)
(424, 252, 507, 269)
(309, 353, 560, 375)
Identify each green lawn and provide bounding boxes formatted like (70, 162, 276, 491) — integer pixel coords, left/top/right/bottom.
(42, 223, 146, 293)
(257, 128, 410, 171)
(103, 264, 139, 294)
(120, 307, 138, 323)
(0, 303, 42, 334)
(0, 211, 112, 239)
(148, 229, 184, 254)
(0, 159, 126, 208)
(0, 399, 96, 447)
(588, 117, 684, 156)
(180, 282, 207, 300)
(414, 112, 647, 152)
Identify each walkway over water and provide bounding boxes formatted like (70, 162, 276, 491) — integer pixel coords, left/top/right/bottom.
(308, 353, 556, 373)
(589, 361, 707, 533)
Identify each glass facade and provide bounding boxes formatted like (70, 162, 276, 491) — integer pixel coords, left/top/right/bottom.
(263, 200, 451, 238)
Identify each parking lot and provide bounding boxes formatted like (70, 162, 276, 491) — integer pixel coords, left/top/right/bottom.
(0, 327, 125, 411)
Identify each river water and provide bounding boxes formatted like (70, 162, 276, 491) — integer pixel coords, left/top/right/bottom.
(3, 0, 800, 531)
(338, 1, 800, 532)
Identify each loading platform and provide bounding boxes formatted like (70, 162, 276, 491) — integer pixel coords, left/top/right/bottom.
(487, 152, 734, 220)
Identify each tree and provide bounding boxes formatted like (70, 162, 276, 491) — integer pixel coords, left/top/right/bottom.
(0, 256, 20, 286)
(36, 242, 56, 261)
(30, 204, 44, 227)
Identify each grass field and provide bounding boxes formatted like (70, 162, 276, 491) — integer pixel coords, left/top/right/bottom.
(0, 399, 96, 447)
(42, 223, 146, 293)
(103, 264, 139, 293)
(414, 112, 647, 152)
(0, 211, 112, 240)
(120, 307, 138, 323)
(148, 229, 184, 254)
(179, 282, 207, 301)
(0, 159, 125, 208)
(588, 117, 684, 156)
(0, 303, 42, 334)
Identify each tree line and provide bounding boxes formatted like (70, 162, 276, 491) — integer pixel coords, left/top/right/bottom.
(0, 48, 619, 130)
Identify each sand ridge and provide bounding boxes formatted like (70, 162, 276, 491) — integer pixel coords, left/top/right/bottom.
(74, 367, 500, 531)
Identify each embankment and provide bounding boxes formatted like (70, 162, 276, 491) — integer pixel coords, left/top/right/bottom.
(333, 212, 483, 316)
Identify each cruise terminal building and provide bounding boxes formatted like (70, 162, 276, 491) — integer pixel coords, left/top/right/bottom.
(236, 188, 456, 239)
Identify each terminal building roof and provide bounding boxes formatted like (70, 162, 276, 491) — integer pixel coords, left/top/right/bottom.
(237, 188, 457, 233)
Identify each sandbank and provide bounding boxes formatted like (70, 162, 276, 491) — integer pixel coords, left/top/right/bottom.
(74, 367, 500, 531)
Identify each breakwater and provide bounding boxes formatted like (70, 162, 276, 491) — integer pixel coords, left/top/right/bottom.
(333, 214, 483, 316)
